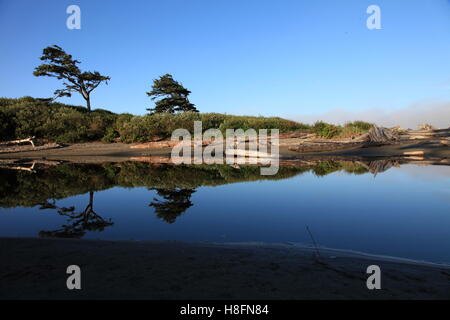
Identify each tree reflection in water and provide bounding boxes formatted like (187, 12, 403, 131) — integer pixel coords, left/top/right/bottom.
(38, 191, 113, 238)
(0, 161, 375, 234)
(149, 188, 196, 224)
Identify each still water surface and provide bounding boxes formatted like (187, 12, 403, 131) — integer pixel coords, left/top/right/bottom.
(1, 161, 449, 263)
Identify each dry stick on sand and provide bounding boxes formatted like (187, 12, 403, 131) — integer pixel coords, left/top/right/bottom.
(306, 225, 322, 261)
(305, 226, 365, 279)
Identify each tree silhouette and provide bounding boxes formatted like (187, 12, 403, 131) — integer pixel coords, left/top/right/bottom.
(33, 45, 110, 112)
(149, 188, 196, 223)
(146, 74, 198, 113)
(39, 191, 113, 238)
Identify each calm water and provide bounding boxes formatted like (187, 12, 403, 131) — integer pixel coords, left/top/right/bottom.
(1, 161, 450, 264)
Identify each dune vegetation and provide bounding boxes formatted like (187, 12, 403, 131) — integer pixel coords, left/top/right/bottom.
(0, 97, 374, 144)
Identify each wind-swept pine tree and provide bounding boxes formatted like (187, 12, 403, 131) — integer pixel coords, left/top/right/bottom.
(33, 45, 110, 113)
(146, 74, 198, 113)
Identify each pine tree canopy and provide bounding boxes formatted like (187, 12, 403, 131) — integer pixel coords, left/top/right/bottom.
(33, 45, 110, 112)
(146, 74, 198, 113)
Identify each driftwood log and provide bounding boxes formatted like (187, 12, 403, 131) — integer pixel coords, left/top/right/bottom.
(367, 126, 399, 143)
(0, 136, 36, 147)
(288, 126, 399, 153)
(288, 141, 366, 153)
(400, 129, 450, 140)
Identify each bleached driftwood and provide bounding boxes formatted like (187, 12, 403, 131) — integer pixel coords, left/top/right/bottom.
(367, 127, 399, 143)
(288, 141, 367, 153)
(403, 151, 424, 156)
(1, 136, 36, 147)
(398, 128, 450, 140)
(0, 161, 36, 173)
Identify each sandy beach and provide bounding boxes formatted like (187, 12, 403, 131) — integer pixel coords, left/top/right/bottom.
(1, 138, 449, 164)
(1, 237, 449, 300)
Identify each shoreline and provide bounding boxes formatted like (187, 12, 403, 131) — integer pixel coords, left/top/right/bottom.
(0, 139, 449, 164)
(1, 237, 449, 299)
(215, 241, 450, 269)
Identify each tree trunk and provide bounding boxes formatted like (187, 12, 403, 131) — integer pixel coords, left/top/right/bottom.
(83, 191, 94, 218)
(86, 95, 91, 113)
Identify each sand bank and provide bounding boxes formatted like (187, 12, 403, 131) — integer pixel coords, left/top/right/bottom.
(1, 238, 449, 300)
(0, 139, 449, 165)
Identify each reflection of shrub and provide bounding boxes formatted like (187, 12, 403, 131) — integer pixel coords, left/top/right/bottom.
(0, 161, 369, 208)
(312, 161, 343, 176)
(311, 161, 369, 176)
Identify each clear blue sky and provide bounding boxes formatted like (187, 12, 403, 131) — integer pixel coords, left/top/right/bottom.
(1, 0, 450, 120)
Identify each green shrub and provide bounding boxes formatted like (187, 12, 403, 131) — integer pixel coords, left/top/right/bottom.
(218, 116, 309, 134)
(1, 96, 369, 143)
(0, 97, 118, 143)
(345, 120, 373, 131)
(101, 126, 120, 143)
(118, 112, 202, 142)
(117, 112, 309, 142)
(313, 121, 342, 138)
(340, 121, 374, 138)
(0, 108, 15, 140)
(39, 108, 91, 143)
(312, 120, 373, 139)
(200, 113, 229, 129)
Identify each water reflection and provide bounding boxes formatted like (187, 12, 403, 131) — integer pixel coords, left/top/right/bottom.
(0, 160, 372, 237)
(149, 188, 196, 223)
(361, 159, 398, 175)
(38, 191, 113, 238)
(1, 160, 449, 256)
(0, 160, 436, 214)
(0, 161, 332, 209)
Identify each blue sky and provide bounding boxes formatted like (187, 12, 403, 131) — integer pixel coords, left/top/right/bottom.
(1, 0, 450, 124)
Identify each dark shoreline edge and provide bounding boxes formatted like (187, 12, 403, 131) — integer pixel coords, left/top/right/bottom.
(1, 237, 449, 300)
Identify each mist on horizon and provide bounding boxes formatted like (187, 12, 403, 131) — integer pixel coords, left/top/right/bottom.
(293, 100, 450, 129)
